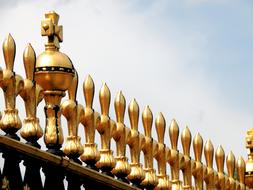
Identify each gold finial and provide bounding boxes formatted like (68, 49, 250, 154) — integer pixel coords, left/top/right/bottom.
(0, 34, 23, 140)
(169, 119, 179, 150)
(35, 11, 75, 155)
(23, 44, 35, 80)
(215, 145, 225, 173)
(215, 145, 225, 189)
(203, 139, 215, 190)
(83, 75, 94, 108)
(180, 126, 192, 190)
(80, 75, 100, 169)
(112, 91, 130, 181)
(142, 106, 153, 138)
(20, 44, 43, 146)
(193, 133, 203, 162)
(245, 129, 253, 188)
(226, 151, 236, 189)
(237, 156, 245, 187)
(204, 140, 214, 168)
(41, 11, 63, 50)
(99, 82, 110, 116)
(127, 98, 145, 187)
(114, 91, 126, 123)
(3, 33, 15, 71)
(168, 119, 182, 190)
(155, 112, 165, 144)
(181, 126, 191, 156)
(154, 112, 171, 190)
(192, 133, 203, 190)
(96, 83, 115, 176)
(61, 72, 84, 161)
(128, 98, 139, 131)
(141, 106, 158, 188)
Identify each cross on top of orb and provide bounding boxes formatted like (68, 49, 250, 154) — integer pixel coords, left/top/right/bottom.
(41, 11, 63, 50)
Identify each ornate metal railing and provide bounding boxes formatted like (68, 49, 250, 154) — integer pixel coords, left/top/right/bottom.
(0, 11, 253, 190)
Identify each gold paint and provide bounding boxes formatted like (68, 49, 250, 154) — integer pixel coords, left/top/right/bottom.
(2, 176, 10, 190)
(245, 129, 253, 188)
(140, 106, 158, 188)
(226, 151, 236, 190)
(35, 11, 74, 149)
(127, 99, 145, 184)
(203, 139, 215, 190)
(20, 44, 43, 142)
(0, 34, 23, 136)
(80, 75, 100, 164)
(96, 83, 115, 170)
(61, 72, 84, 158)
(215, 145, 226, 189)
(168, 119, 182, 190)
(112, 91, 130, 178)
(237, 156, 246, 190)
(180, 126, 192, 190)
(154, 112, 171, 190)
(192, 133, 203, 190)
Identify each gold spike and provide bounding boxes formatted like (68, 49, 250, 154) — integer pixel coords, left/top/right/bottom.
(155, 112, 165, 144)
(114, 91, 126, 123)
(204, 139, 214, 167)
(3, 33, 15, 71)
(169, 119, 179, 150)
(96, 84, 115, 174)
(112, 91, 130, 179)
(83, 75, 94, 108)
(193, 133, 203, 162)
(226, 151, 235, 178)
(127, 99, 145, 186)
(142, 105, 153, 138)
(68, 71, 78, 101)
(99, 82, 110, 115)
(128, 98, 139, 131)
(20, 44, 43, 145)
(154, 113, 170, 190)
(181, 126, 191, 156)
(192, 132, 204, 190)
(0, 34, 23, 139)
(215, 145, 225, 173)
(80, 75, 100, 167)
(141, 106, 158, 188)
(23, 43, 35, 81)
(237, 156, 245, 184)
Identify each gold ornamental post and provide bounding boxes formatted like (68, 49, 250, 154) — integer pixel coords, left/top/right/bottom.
(35, 11, 75, 155)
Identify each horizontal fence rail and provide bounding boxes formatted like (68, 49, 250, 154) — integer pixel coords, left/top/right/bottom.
(0, 11, 252, 190)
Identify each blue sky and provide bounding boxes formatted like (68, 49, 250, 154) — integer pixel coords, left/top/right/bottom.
(0, 0, 253, 163)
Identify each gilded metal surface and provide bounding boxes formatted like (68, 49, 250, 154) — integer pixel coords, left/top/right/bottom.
(0, 34, 23, 138)
(80, 75, 100, 165)
(112, 91, 131, 178)
(140, 106, 158, 188)
(20, 44, 43, 143)
(0, 10, 251, 190)
(180, 126, 192, 190)
(154, 113, 171, 190)
(127, 99, 145, 184)
(61, 72, 84, 158)
(192, 133, 203, 190)
(96, 83, 116, 170)
(203, 140, 215, 190)
(34, 11, 74, 151)
(168, 119, 182, 190)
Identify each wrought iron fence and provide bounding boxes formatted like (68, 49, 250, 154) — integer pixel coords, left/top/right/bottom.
(0, 11, 252, 190)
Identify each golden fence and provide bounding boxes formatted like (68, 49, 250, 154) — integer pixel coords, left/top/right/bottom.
(0, 11, 252, 190)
